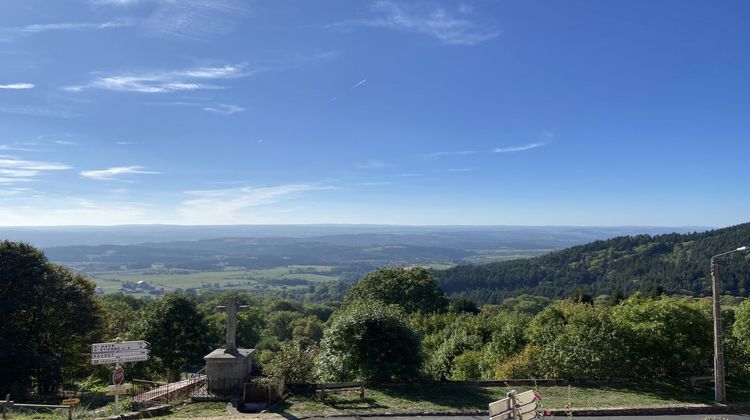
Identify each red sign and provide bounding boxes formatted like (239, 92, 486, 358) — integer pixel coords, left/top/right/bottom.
(113, 366, 125, 385)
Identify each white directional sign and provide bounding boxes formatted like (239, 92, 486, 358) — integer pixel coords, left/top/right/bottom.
(91, 349, 150, 360)
(91, 340, 151, 365)
(91, 341, 149, 353)
(92, 354, 150, 365)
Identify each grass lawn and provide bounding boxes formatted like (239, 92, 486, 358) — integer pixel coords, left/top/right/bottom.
(166, 401, 228, 418)
(271, 381, 750, 418)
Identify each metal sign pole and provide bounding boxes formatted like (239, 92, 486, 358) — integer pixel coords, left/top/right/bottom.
(114, 362, 120, 416)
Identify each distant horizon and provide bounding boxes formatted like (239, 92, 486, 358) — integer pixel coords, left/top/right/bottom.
(0, 222, 720, 229)
(0, 223, 720, 249)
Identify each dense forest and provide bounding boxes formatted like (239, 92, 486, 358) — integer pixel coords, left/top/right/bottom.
(436, 222, 750, 304)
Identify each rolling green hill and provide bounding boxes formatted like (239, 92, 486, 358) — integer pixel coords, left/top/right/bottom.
(435, 222, 750, 304)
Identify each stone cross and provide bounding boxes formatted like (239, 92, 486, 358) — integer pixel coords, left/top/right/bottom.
(215, 296, 249, 353)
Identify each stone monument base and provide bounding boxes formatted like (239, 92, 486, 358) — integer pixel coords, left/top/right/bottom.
(204, 348, 255, 395)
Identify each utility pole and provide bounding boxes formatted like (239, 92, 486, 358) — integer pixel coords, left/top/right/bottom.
(710, 246, 749, 403)
(710, 256, 725, 403)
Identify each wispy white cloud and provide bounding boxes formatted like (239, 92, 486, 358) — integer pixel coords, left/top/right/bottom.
(64, 64, 248, 93)
(0, 168, 38, 177)
(0, 187, 32, 196)
(203, 103, 245, 115)
(438, 168, 473, 172)
(116, 141, 136, 145)
(0, 83, 34, 89)
(356, 159, 387, 169)
(178, 184, 329, 223)
(427, 150, 477, 159)
(351, 79, 367, 89)
(0, 158, 70, 171)
(0, 177, 33, 184)
(149, 100, 246, 114)
(330, 1, 499, 46)
(0, 20, 133, 42)
(80, 165, 159, 180)
(493, 143, 546, 153)
(139, 0, 248, 40)
(90, 0, 142, 5)
(0, 157, 70, 185)
(53, 140, 76, 145)
(0, 104, 77, 118)
(355, 181, 394, 186)
(0, 143, 50, 152)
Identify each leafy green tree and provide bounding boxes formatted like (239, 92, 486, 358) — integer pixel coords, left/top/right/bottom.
(478, 313, 529, 378)
(135, 292, 211, 381)
(450, 350, 483, 380)
(264, 311, 303, 342)
(291, 315, 325, 343)
(0, 241, 104, 395)
(513, 295, 552, 314)
(450, 298, 480, 314)
(611, 295, 712, 379)
(100, 294, 142, 340)
(569, 289, 593, 304)
(536, 304, 628, 379)
(319, 300, 422, 383)
(344, 267, 449, 314)
(494, 344, 542, 379)
(264, 340, 318, 386)
(734, 299, 750, 346)
(610, 288, 625, 304)
(426, 329, 483, 380)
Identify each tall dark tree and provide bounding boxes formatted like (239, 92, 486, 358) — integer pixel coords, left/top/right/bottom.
(0, 241, 103, 395)
(135, 292, 211, 381)
(450, 297, 480, 314)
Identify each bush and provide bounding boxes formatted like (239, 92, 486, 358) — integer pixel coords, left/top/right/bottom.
(494, 345, 542, 379)
(264, 340, 318, 386)
(612, 295, 712, 379)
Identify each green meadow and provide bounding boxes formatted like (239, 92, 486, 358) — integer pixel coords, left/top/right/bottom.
(84, 265, 341, 296)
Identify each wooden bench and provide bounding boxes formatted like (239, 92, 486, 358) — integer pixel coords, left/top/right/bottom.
(315, 382, 365, 402)
(489, 390, 539, 420)
(1, 395, 75, 420)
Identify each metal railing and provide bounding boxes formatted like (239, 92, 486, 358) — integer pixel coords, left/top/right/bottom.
(132, 370, 206, 409)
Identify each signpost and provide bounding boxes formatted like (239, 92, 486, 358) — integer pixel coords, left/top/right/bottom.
(90, 340, 150, 365)
(92, 341, 150, 353)
(91, 340, 150, 415)
(92, 354, 150, 365)
(105, 384, 132, 396)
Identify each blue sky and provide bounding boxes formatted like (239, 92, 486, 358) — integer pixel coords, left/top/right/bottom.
(0, 0, 748, 226)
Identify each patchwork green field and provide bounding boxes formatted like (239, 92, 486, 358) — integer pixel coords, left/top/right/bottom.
(83, 265, 342, 297)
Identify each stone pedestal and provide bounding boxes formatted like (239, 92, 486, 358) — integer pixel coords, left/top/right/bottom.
(204, 348, 255, 395)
